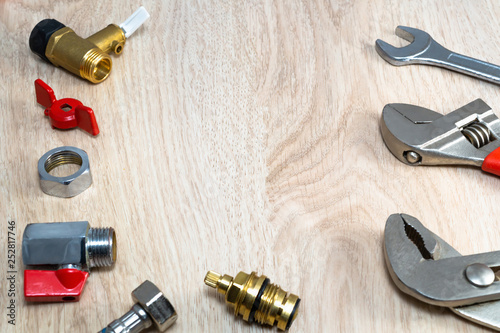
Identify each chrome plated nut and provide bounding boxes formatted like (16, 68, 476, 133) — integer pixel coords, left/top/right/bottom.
(38, 146, 92, 198)
(132, 280, 178, 331)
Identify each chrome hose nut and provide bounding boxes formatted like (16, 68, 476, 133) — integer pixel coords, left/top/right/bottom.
(100, 280, 177, 333)
(38, 146, 92, 198)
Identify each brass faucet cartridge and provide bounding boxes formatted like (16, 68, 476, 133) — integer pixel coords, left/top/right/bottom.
(29, 7, 149, 83)
(204, 270, 301, 330)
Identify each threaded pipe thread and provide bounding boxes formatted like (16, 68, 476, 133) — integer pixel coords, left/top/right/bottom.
(87, 227, 116, 268)
(80, 49, 112, 83)
(254, 283, 279, 326)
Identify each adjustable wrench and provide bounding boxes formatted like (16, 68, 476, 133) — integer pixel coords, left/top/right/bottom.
(376, 26, 500, 85)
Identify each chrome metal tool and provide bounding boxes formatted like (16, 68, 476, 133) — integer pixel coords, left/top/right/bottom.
(381, 99, 500, 176)
(385, 213, 500, 330)
(376, 26, 500, 85)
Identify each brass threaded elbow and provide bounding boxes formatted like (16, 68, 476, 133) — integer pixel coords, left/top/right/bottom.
(30, 19, 125, 83)
(204, 270, 301, 331)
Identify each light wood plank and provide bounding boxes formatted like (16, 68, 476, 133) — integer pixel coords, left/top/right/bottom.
(1, 0, 500, 332)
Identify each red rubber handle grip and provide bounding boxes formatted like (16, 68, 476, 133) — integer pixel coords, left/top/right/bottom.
(482, 147, 500, 176)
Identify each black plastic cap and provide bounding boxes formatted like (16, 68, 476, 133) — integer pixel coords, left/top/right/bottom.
(29, 19, 65, 63)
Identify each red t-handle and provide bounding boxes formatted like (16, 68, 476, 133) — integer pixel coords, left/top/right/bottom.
(34, 79, 99, 136)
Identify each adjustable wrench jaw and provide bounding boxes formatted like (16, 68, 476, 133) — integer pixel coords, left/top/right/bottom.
(381, 99, 500, 168)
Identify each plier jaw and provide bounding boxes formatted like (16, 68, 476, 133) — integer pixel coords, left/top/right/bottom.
(381, 99, 500, 175)
(385, 214, 500, 330)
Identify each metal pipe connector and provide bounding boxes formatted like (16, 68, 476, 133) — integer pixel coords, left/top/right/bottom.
(100, 280, 177, 333)
(22, 221, 116, 270)
(22, 221, 117, 302)
(29, 7, 149, 83)
(204, 270, 301, 331)
(103, 304, 152, 333)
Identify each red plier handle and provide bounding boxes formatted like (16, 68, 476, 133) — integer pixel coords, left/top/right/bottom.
(482, 147, 500, 176)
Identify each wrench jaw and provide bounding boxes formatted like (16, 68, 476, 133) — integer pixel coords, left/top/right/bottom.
(385, 214, 500, 330)
(375, 26, 432, 66)
(381, 101, 499, 168)
(381, 104, 443, 166)
(384, 214, 439, 301)
(375, 40, 408, 66)
(452, 302, 500, 332)
(394, 26, 416, 44)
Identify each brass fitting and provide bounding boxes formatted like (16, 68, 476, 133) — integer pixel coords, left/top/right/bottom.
(204, 270, 301, 331)
(29, 7, 149, 83)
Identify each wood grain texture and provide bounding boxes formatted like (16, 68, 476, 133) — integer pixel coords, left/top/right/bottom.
(2, 0, 500, 332)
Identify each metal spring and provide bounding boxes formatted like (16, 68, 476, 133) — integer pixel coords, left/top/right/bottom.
(462, 122, 492, 148)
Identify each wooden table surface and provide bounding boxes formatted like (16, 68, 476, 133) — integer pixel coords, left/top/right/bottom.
(2, 1, 500, 332)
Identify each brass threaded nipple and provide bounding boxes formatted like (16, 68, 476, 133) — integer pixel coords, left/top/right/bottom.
(204, 270, 300, 331)
(80, 49, 112, 83)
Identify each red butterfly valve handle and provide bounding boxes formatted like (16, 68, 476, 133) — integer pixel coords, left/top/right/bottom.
(34, 79, 99, 135)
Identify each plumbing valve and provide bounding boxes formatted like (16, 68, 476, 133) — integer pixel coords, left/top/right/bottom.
(35, 79, 99, 135)
(204, 270, 301, 331)
(29, 7, 149, 83)
(22, 221, 116, 302)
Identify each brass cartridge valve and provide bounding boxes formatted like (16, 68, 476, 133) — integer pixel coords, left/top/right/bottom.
(29, 7, 149, 83)
(204, 270, 301, 331)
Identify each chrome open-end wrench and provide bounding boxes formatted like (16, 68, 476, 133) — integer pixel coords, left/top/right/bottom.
(376, 26, 500, 85)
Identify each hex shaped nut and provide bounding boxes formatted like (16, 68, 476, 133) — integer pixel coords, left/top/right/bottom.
(29, 19, 65, 63)
(132, 281, 177, 331)
(225, 271, 249, 305)
(22, 221, 89, 266)
(38, 146, 92, 198)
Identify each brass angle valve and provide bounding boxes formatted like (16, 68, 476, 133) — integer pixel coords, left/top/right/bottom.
(29, 7, 149, 83)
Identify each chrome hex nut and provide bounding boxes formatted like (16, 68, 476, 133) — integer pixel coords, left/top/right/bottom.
(38, 146, 92, 198)
(132, 280, 178, 331)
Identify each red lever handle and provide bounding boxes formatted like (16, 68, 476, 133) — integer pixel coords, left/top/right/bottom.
(482, 147, 500, 176)
(34, 79, 100, 136)
(24, 268, 89, 302)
